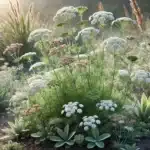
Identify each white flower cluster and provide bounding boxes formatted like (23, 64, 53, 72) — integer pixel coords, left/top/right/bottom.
(29, 62, 46, 71)
(131, 70, 150, 84)
(118, 69, 130, 80)
(75, 27, 100, 43)
(112, 17, 136, 29)
(53, 6, 78, 24)
(20, 52, 36, 61)
(61, 102, 84, 117)
(96, 100, 117, 112)
(28, 78, 48, 96)
(10, 91, 28, 107)
(79, 115, 101, 131)
(102, 37, 128, 54)
(89, 11, 114, 27)
(28, 28, 52, 43)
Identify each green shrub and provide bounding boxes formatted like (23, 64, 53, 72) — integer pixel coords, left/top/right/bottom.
(1, 141, 23, 150)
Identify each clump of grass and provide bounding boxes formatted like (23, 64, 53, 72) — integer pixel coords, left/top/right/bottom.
(0, 0, 39, 62)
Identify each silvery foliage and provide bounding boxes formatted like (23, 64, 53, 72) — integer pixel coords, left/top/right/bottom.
(79, 115, 101, 131)
(53, 6, 78, 24)
(61, 102, 84, 117)
(29, 62, 46, 71)
(75, 27, 100, 43)
(28, 28, 52, 43)
(96, 100, 117, 112)
(112, 17, 136, 29)
(89, 11, 114, 27)
(102, 37, 128, 54)
(131, 70, 150, 84)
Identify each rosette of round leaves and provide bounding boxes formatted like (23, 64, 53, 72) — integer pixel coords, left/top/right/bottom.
(28, 28, 52, 43)
(85, 128, 111, 149)
(111, 17, 137, 31)
(75, 27, 100, 44)
(50, 124, 76, 148)
(74, 134, 85, 145)
(53, 6, 79, 25)
(89, 11, 114, 28)
(102, 37, 128, 54)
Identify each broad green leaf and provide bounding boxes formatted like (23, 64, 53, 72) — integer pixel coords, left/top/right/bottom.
(64, 124, 69, 136)
(57, 128, 67, 140)
(31, 132, 42, 138)
(87, 142, 95, 149)
(98, 133, 111, 141)
(55, 141, 65, 148)
(91, 128, 99, 139)
(96, 141, 104, 148)
(66, 140, 75, 146)
(68, 131, 76, 140)
(50, 136, 62, 142)
(85, 137, 96, 142)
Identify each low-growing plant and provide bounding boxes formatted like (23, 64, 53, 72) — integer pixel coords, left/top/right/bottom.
(74, 134, 85, 145)
(85, 128, 111, 149)
(1, 141, 23, 150)
(50, 124, 76, 148)
(2, 117, 29, 139)
(132, 93, 150, 122)
(120, 144, 140, 150)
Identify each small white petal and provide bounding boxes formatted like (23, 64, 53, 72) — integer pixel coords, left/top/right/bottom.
(110, 107, 115, 111)
(99, 106, 103, 110)
(61, 110, 64, 114)
(77, 109, 83, 114)
(79, 122, 83, 127)
(96, 120, 101, 124)
(91, 124, 97, 129)
(84, 126, 89, 131)
(66, 113, 71, 117)
(79, 104, 84, 108)
(114, 104, 117, 108)
(105, 106, 109, 110)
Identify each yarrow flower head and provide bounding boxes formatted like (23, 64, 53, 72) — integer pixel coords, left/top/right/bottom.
(102, 37, 128, 54)
(20, 52, 36, 61)
(28, 28, 52, 43)
(79, 115, 101, 131)
(89, 11, 114, 28)
(29, 62, 46, 71)
(96, 100, 117, 112)
(75, 27, 100, 43)
(53, 6, 78, 25)
(61, 102, 84, 117)
(112, 17, 136, 30)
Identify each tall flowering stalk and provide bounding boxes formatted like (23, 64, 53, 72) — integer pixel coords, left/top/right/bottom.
(97, 1, 104, 11)
(130, 0, 144, 31)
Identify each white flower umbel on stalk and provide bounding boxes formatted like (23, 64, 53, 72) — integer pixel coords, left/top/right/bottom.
(79, 115, 101, 131)
(96, 100, 117, 112)
(61, 102, 84, 117)
(28, 28, 52, 43)
(131, 70, 150, 84)
(28, 79, 47, 95)
(89, 11, 114, 28)
(102, 37, 128, 54)
(112, 17, 136, 30)
(29, 62, 46, 71)
(75, 27, 100, 43)
(53, 6, 78, 25)
(118, 69, 130, 80)
(20, 52, 36, 61)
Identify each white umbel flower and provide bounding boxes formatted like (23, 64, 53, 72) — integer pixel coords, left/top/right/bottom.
(61, 101, 84, 117)
(80, 115, 101, 131)
(96, 100, 117, 112)
(102, 37, 128, 54)
(28, 28, 52, 43)
(89, 11, 114, 27)
(53, 6, 78, 24)
(75, 27, 100, 43)
(112, 17, 136, 30)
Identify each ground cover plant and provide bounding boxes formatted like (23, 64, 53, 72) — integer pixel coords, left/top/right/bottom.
(1, 0, 150, 150)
